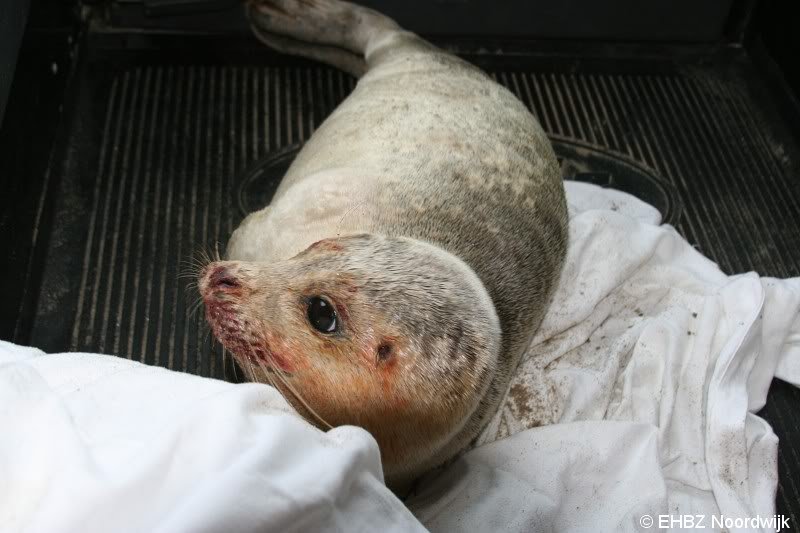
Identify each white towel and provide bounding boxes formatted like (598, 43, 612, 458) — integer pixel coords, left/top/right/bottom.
(1, 182, 798, 533)
(0, 346, 425, 533)
(408, 182, 800, 533)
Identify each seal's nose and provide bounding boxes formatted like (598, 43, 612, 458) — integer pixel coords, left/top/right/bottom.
(200, 264, 243, 298)
(207, 265, 241, 290)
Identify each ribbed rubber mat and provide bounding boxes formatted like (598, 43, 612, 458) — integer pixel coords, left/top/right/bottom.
(30, 58, 799, 519)
(64, 65, 355, 377)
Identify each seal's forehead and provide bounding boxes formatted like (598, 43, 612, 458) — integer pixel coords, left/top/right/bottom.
(295, 234, 426, 268)
(294, 235, 463, 279)
(299, 233, 376, 255)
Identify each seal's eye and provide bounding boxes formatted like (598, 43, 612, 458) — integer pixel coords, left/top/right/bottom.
(307, 296, 338, 333)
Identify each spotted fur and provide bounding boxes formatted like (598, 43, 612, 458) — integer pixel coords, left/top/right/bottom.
(206, 0, 568, 488)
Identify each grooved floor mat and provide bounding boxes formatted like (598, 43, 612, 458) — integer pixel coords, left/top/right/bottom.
(19, 41, 800, 520)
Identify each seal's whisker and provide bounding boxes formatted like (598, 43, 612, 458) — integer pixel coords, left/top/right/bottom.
(246, 340, 333, 429)
(246, 358, 270, 393)
(183, 254, 207, 267)
(177, 269, 203, 281)
(264, 357, 333, 430)
(178, 259, 207, 281)
(187, 297, 205, 319)
(228, 349, 239, 382)
(202, 322, 213, 346)
(256, 361, 277, 390)
(333, 199, 370, 240)
(209, 336, 232, 382)
(241, 343, 262, 378)
(223, 346, 240, 383)
(180, 246, 219, 282)
(221, 346, 233, 381)
(192, 303, 205, 320)
(186, 249, 212, 268)
(244, 358, 257, 383)
(198, 247, 214, 265)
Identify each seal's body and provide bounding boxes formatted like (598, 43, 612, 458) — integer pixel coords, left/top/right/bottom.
(200, 0, 568, 488)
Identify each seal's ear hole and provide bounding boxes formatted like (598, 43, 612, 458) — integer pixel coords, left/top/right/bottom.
(376, 342, 393, 364)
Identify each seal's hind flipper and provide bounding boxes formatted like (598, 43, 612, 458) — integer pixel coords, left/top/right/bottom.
(246, 0, 401, 74)
(248, 17, 366, 77)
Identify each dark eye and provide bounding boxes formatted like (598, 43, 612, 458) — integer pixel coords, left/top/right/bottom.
(306, 296, 338, 333)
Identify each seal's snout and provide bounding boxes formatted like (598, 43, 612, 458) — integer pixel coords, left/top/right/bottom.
(199, 263, 243, 298)
(208, 265, 241, 290)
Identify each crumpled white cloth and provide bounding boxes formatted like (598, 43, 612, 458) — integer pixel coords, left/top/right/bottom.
(0, 346, 424, 533)
(407, 182, 800, 533)
(1, 182, 798, 533)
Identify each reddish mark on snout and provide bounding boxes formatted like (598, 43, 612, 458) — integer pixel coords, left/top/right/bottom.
(307, 238, 344, 253)
(201, 265, 249, 308)
(206, 265, 241, 290)
(227, 334, 295, 374)
(253, 345, 294, 373)
(198, 267, 295, 374)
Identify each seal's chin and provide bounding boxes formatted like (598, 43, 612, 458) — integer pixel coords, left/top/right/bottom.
(203, 303, 295, 375)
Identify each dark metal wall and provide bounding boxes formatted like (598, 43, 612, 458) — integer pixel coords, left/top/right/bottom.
(0, 0, 78, 342)
(752, 0, 800, 103)
(0, 0, 30, 124)
(110, 0, 735, 42)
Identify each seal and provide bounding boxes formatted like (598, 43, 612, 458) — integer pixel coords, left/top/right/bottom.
(199, 0, 568, 489)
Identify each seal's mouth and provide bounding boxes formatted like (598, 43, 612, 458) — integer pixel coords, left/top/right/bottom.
(204, 299, 294, 374)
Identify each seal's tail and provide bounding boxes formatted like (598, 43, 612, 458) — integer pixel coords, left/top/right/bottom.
(246, 0, 407, 77)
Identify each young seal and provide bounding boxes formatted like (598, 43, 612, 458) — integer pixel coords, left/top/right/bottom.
(199, 0, 568, 488)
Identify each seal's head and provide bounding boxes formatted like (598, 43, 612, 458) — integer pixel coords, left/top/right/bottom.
(199, 233, 500, 485)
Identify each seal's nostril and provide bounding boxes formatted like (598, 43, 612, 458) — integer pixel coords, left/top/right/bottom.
(208, 266, 241, 290)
